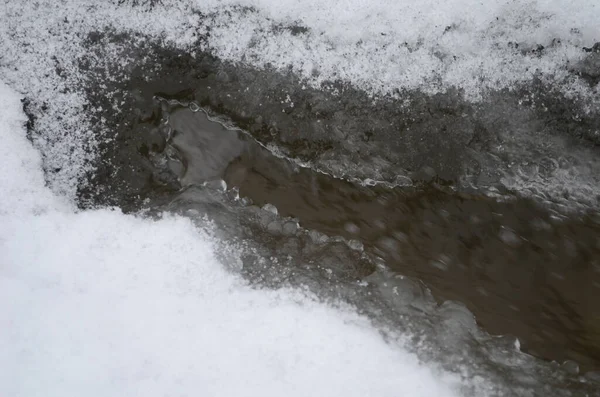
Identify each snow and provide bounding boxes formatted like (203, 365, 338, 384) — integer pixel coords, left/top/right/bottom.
(0, 80, 461, 396)
(195, 0, 600, 99)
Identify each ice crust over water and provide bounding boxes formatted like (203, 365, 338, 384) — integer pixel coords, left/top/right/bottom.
(0, 80, 462, 397)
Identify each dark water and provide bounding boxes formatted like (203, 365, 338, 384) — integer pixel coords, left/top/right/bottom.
(155, 100, 600, 373)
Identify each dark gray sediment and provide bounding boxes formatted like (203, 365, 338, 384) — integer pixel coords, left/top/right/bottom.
(21, 27, 600, 382)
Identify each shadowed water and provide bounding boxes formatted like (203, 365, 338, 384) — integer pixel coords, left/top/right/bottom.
(153, 100, 600, 373)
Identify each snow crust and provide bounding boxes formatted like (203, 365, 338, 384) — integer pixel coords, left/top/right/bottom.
(195, 0, 600, 99)
(0, 80, 461, 396)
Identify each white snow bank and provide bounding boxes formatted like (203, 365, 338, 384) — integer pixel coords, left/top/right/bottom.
(0, 84, 59, 215)
(0, 80, 462, 396)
